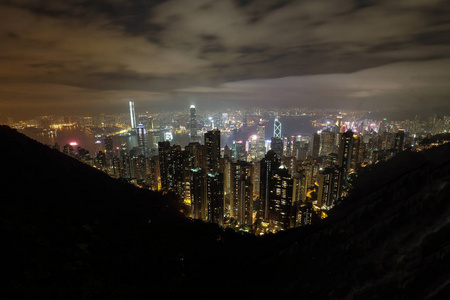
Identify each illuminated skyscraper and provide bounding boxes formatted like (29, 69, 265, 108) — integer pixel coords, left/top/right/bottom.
(158, 141, 171, 192)
(299, 159, 314, 188)
(317, 167, 342, 208)
(158, 142, 183, 196)
(338, 130, 353, 171)
(293, 169, 307, 204)
(256, 123, 266, 160)
(133, 154, 147, 183)
(350, 135, 360, 173)
(207, 172, 224, 226)
(311, 132, 321, 158)
(136, 124, 147, 157)
(182, 142, 205, 205)
(253, 160, 261, 198)
(293, 140, 308, 161)
(137, 114, 148, 129)
(282, 156, 297, 177)
(122, 154, 132, 178)
(269, 164, 294, 231)
(271, 137, 283, 158)
(337, 129, 353, 200)
(95, 150, 106, 170)
(224, 144, 232, 159)
(63, 143, 75, 156)
(170, 145, 184, 196)
(394, 129, 405, 154)
(233, 141, 246, 162)
(230, 161, 253, 228)
(248, 135, 258, 161)
(259, 150, 280, 223)
(190, 167, 206, 220)
(190, 105, 200, 143)
(274, 117, 282, 138)
(379, 118, 387, 133)
(320, 130, 336, 156)
(325, 153, 338, 168)
(129, 100, 136, 129)
(205, 129, 220, 173)
(104, 136, 114, 161)
(336, 113, 343, 132)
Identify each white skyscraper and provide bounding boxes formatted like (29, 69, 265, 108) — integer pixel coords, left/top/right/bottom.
(129, 100, 136, 129)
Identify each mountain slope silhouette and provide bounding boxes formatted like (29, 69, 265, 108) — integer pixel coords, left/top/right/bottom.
(1, 125, 449, 299)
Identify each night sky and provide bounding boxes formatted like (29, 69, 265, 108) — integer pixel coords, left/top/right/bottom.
(1, 0, 450, 119)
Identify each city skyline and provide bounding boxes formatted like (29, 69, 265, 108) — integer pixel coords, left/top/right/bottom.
(14, 99, 449, 234)
(1, 0, 449, 120)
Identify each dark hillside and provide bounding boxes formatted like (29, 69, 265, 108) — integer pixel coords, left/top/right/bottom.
(246, 143, 450, 299)
(0, 126, 259, 298)
(1, 125, 450, 299)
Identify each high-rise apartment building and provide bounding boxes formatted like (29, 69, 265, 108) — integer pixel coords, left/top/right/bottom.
(256, 123, 266, 160)
(320, 130, 336, 156)
(158, 141, 171, 192)
(158, 142, 184, 195)
(207, 172, 224, 226)
(182, 142, 204, 204)
(394, 129, 405, 154)
(190, 167, 206, 220)
(259, 150, 280, 223)
(269, 164, 294, 231)
(317, 167, 342, 208)
(338, 130, 353, 172)
(293, 169, 307, 204)
(205, 129, 221, 173)
(271, 137, 283, 158)
(349, 135, 360, 173)
(311, 132, 321, 158)
(293, 140, 308, 161)
(230, 161, 253, 228)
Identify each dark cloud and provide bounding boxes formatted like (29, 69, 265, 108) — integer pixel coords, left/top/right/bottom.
(0, 0, 449, 118)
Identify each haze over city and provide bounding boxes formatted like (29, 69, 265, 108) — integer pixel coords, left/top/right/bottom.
(1, 0, 449, 119)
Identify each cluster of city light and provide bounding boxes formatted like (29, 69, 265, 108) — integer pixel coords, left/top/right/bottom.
(49, 123, 77, 129)
(12, 103, 449, 236)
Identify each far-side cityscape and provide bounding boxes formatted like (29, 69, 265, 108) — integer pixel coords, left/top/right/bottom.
(10, 101, 450, 235)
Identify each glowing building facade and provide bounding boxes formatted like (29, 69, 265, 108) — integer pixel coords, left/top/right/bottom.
(190, 105, 200, 143)
(129, 100, 136, 129)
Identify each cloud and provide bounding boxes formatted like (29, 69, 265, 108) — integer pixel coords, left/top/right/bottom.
(0, 0, 449, 118)
(175, 59, 450, 110)
(0, 4, 208, 80)
(144, 0, 450, 87)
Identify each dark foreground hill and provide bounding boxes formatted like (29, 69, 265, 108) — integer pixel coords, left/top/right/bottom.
(0, 125, 261, 298)
(248, 146, 450, 299)
(1, 125, 450, 299)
